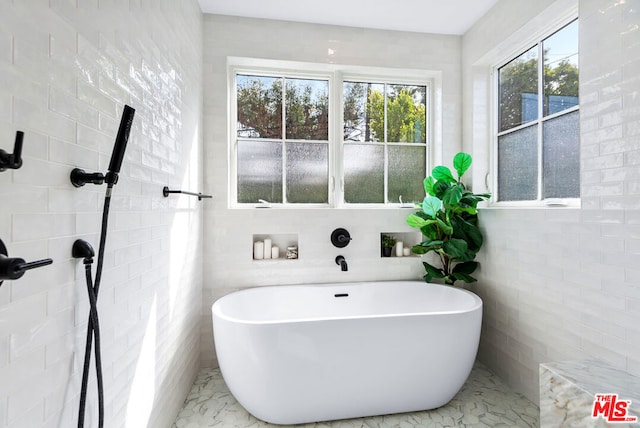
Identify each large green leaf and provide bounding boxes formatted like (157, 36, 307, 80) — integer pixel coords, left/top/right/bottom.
(414, 240, 444, 253)
(442, 184, 463, 206)
(432, 181, 449, 199)
(452, 261, 479, 283)
(432, 166, 456, 183)
(453, 152, 472, 178)
(411, 245, 428, 255)
(453, 261, 479, 274)
(451, 205, 478, 215)
(452, 271, 478, 283)
(435, 217, 453, 235)
(423, 176, 436, 196)
(420, 223, 439, 240)
(406, 214, 429, 229)
(422, 261, 446, 281)
(421, 196, 442, 217)
(451, 215, 483, 251)
(442, 238, 469, 260)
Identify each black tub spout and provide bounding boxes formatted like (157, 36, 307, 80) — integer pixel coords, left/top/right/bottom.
(335, 255, 348, 272)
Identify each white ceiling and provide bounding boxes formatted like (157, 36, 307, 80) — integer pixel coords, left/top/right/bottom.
(197, 0, 499, 35)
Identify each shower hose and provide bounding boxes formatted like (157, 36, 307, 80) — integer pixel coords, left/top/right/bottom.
(77, 184, 114, 428)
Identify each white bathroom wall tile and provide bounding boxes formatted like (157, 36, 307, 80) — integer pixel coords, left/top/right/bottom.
(6, 394, 44, 428)
(48, 187, 99, 213)
(9, 309, 74, 363)
(74, 212, 101, 236)
(0, 184, 47, 215)
(12, 157, 71, 188)
(0, 346, 45, 398)
(0, 335, 7, 370)
(45, 280, 76, 317)
(0, 398, 5, 428)
(49, 87, 99, 130)
(12, 213, 75, 242)
(462, 0, 640, 403)
(1, 1, 202, 427)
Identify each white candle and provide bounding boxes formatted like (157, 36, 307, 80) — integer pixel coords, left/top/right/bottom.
(264, 238, 272, 259)
(271, 246, 280, 259)
(403, 247, 411, 257)
(395, 241, 404, 257)
(253, 241, 264, 260)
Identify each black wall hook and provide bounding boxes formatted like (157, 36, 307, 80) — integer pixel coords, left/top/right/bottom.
(0, 131, 24, 172)
(0, 238, 53, 286)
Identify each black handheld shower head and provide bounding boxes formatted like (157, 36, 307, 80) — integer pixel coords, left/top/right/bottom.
(69, 104, 136, 188)
(105, 104, 135, 185)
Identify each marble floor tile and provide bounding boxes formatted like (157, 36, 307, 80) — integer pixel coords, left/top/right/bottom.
(172, 361, 539, 428)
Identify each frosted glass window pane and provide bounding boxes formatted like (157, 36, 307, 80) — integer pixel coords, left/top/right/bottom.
(498, 125, 538, 201)
(237, 141, 282, 203)
(236, 75, 282, 139)
(388, 146, 426, 204)
(285, 78, 329, 140)
(543, 111, 580, 198)
(386, 84, 427, 143)
(344, 144, 384, 203)
(343, 82, 384, 142)
(286, 143, 329, 203)
(499, 46, 538, 132)
(544, 20, 579, 116)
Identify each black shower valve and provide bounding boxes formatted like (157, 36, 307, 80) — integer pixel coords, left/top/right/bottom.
(0, 238, 53, 286)
(0, 131, 24, 172)
(331, 228, 352, 248)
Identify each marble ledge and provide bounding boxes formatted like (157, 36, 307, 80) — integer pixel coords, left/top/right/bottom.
(540, 360, 640, 428)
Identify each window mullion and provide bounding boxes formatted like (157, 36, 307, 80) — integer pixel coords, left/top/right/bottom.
(334, 72, 344, 207)
(281, 77, 287, 204)
(383, 84, 389, 204)
(537, 41, 544, 201)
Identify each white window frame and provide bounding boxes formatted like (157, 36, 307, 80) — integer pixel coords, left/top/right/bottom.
(228, 57, 438, 209)
(490, 17, 580, 208)
(230, 66, 334, 208)
(339, 73, 431, 208)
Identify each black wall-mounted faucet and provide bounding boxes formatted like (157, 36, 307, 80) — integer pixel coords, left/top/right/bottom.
(0, 238, 53, 286)
(335, 255, 348, 272)
(0, 131, 24, 172)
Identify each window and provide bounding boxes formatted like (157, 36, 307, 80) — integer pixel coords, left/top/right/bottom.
(496, 19, 579, 203)
(235, 73, 330, 204)
(232, 65, 431, 207)
(343, 81, 427, 204)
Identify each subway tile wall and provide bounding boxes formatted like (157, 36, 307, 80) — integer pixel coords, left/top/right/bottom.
(463, 0, 640, 403)
(201, 14, 462, 367)
(0, 1, 203, 427)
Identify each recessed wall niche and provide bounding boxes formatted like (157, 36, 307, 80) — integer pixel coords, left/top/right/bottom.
(253, 233, 299, 260)
(380, 232, 421, 258)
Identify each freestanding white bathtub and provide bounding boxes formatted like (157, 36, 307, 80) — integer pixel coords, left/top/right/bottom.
(211, 280, 482, 425)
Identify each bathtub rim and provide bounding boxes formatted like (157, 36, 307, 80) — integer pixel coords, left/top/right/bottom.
(211, 280, 482, 325)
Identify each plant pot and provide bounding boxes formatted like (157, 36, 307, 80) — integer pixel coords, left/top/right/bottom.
(382, 247, 392, 257)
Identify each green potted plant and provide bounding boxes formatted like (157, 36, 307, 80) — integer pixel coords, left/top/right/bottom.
(406, 152, 490, 285)
(381, 234, 397, 257)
